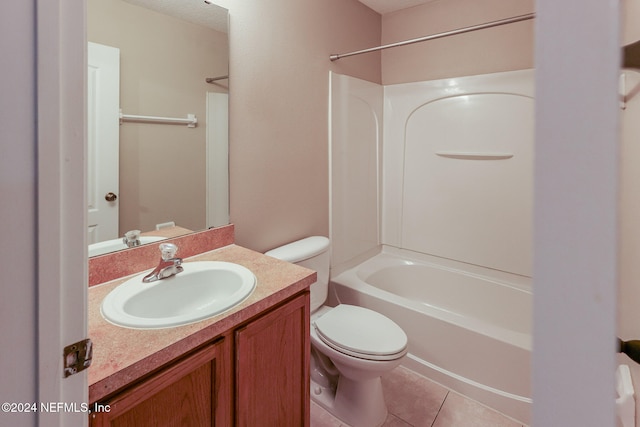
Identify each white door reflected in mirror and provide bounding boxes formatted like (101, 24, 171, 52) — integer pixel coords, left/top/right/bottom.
(87, 41, 120, 245)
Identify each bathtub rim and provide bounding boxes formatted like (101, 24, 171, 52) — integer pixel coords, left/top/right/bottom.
(376, 245, 531, 291)
(330, 245, 532, 351)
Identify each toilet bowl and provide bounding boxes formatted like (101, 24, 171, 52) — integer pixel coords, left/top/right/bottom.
(265, 237, 408, 427)
(310, 305, 407, 426)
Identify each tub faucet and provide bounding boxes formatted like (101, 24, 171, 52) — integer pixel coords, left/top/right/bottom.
(123, 229, 142, 248)
(143, 243, 183, 283)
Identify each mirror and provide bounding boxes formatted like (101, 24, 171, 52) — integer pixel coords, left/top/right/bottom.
(87, 0, 229, 257)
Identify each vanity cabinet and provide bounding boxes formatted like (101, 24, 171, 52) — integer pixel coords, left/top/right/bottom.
(90, 338, 231, 427)
(90, 291, 310, 427)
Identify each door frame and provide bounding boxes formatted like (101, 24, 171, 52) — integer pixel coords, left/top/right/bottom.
(532, 0, 620, 425)
(37, 0, 88, 426)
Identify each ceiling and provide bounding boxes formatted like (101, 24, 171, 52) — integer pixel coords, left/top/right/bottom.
(123, 0, 433, 32)
(123, 0, 228, 32)
(358, 0, 435, 15)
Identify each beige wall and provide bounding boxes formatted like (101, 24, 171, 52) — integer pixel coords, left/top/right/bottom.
(381, 0, 535, 84)
(224, 0, 537, 253)
(87, 0, 228, 235)
(225, 0, 381, 252)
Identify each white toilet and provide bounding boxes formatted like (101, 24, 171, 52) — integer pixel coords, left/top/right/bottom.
(266, 236, 408, 427)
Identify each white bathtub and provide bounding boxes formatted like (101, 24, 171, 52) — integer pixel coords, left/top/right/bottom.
(330, 246, 532, 424)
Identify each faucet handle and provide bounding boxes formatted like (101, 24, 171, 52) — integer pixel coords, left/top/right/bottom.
(159, 243, 179, 260)
(123, 229, 141, 247)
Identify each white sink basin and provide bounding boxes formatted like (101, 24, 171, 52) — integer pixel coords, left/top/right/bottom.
(101, 261, 256, 329)
(88, 236, 166, 257)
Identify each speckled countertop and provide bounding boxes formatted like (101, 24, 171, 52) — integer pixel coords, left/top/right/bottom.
(88, 244, 315, 403)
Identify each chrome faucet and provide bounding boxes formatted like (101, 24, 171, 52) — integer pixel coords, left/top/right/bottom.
(143, 243, 183, 283)
(123, 230, 142, 248)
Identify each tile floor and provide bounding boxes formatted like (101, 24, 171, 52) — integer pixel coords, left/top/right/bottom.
(310, 366, 527, 427)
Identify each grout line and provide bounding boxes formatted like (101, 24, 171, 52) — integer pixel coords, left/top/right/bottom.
(388, 411, 414, 427)
(430, 391, 449, 427)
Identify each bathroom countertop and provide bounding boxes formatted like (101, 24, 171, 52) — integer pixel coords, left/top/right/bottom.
(88, 244, 316, 403)
(141, 225, 193, 239)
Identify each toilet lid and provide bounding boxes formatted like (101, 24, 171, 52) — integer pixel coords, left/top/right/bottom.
(313, 304, 407, 361)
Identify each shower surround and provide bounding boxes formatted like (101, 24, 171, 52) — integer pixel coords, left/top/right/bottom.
(329, 69, 534, 424)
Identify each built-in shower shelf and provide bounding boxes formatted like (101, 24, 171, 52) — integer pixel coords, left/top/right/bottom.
(435, 152, 514, 160)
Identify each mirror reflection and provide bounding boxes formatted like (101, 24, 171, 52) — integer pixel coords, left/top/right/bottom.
(87, 0, 229, 257)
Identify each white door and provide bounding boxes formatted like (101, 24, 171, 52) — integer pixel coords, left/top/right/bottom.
(87, 42, 120, 244)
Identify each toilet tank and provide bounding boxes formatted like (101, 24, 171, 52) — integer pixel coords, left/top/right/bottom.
(265, 236, 330, 312)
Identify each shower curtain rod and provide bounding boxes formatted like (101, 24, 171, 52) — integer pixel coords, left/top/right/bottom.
(329, 12, 535, 61)
(206, 75, 229, 83)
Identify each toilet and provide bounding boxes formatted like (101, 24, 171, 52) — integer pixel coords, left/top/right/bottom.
(266, 236, 408, 427)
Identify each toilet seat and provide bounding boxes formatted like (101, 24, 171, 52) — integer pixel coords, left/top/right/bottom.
(313, 304, 407, 361)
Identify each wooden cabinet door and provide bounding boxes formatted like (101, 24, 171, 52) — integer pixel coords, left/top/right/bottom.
(91, 339, 230, 427)
(235, 292, 310, 427)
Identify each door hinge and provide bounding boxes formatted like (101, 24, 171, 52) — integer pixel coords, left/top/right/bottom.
(63, 338, 93, 378)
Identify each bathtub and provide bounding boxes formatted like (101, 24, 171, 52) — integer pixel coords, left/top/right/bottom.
(330, 246, 532, 424)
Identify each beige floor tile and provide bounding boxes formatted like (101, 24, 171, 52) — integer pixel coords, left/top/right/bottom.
(431, 392, 522, 427)
(312, 405, 412, 427)
(311, 401, 405, 427)
(311, 400, 343, 427)
(382, 366, 449, 427)
(382, 413, 414, 427)
(311, 366, 523, 427)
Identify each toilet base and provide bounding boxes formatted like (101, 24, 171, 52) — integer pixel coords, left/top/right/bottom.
(310, 375, 388, 427)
